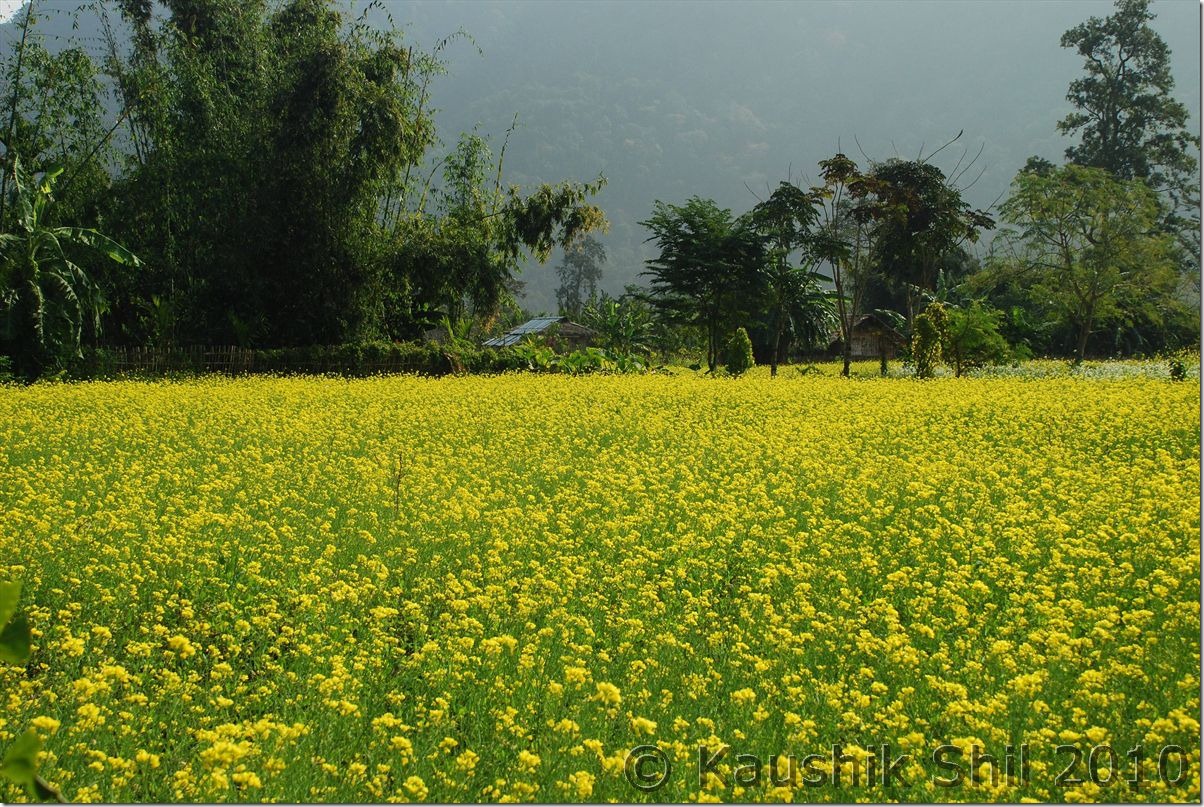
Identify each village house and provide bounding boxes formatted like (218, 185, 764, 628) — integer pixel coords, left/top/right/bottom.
(829, 313, 906, 360)
(482, 316, 596, 351)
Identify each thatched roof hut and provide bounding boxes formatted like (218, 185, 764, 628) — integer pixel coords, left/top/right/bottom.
(829, 314, 906, 359)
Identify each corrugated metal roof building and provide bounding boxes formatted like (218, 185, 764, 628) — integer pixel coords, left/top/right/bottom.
(483, 317, 595, 349)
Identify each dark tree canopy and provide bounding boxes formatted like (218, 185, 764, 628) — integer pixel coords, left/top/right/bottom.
(746, 182, 832, 376)
(640, 197, 762, 372)
(861, 158, 993, 325)
(0, 0, 608, 354)
(1058, 0, 1200, 281)
(1058, 0, 1197, 190)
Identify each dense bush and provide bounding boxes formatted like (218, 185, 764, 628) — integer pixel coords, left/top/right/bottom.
(943, 302, 1013, 377)
(912, 303, 948, 379)
(724, 327, 755, 376)
(64, 340, 654, 380)
(1169, 356, 1187, 381)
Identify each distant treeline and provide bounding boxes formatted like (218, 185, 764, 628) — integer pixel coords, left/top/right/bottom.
(565, 0, 1199, 375)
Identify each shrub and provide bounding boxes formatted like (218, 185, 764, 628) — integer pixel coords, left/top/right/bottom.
(51, 339, 657, 381)
(912, 303, 948, 379)
(943, 302, 1012, 377)
(724, 327, 755, 376)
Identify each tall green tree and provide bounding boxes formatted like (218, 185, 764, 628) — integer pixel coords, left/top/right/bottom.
(640, 197, 761, 372)
(810, 153, 880, 377)
(746, 181, 834, 376)
(1059, 0, 1197, 191)
(91, 0, 607, 347)
(555, 234, 606, 317)
(865, 158, 994, 330)
(994, 163, 1178, 363)
(1058, 0, 1200, 282)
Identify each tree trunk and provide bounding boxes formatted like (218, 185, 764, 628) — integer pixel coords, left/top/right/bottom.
(771, 314, 782, 377)
(703, 322, 712, 373)
(1073, 294, 1101, 365)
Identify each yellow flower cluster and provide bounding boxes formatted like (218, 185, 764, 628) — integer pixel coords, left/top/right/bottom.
(0, 371, 1197, 802)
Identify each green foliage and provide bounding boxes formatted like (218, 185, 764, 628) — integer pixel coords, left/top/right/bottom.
(2, 0, 1193, 369)
(1059, 0, 1200, 284)
(0, 5, 113, 229)
(507, 340, 648, 375)
(1, 730, 40, 799)
(865, 158, 994, 324)
(1168, 357, 1187, 381)
(746, 181, 836, 376)
(723, 326, 755, 376)
(811, 154, 880, 377)
(68, 337, 660, 379)
(641, 197, 763, 372)
(912, 302, 948, 378)
(1059, 0, 1198, 192)
(0, 579, 27, 664)
(502, 176, 609, 265)
(0, 607, 29, 665)
(75, 340, 454, 378)
(0, 580, 59, 802)
(97, 0, 432, 345)
(579, 293, 655, 357)
(995, 163, 1179, 363)
(943, 302, 1012, 377)
(0, 157, 140, 379)
(395, 134, 606, 330)
(0, 0, 610, 353)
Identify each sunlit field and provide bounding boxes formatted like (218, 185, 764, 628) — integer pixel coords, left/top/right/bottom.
(1, 366, 1199, 802)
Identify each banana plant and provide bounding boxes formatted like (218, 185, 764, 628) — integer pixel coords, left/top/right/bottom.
(0, 155, 140, 379)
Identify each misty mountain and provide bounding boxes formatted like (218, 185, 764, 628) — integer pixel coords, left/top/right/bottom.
(4, 0, 1200, 313)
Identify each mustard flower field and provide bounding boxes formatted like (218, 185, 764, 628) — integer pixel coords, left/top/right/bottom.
(0, 369, 1199, 802)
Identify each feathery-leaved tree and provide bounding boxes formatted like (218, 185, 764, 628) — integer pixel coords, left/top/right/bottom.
(995, 163, 1176, 363)
(746, 181, 835, 376)
(810, 153, 880, 377)
(641, 197, 762, 373)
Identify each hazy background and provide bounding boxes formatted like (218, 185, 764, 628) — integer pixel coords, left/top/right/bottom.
(4, 0, 1201, 313)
